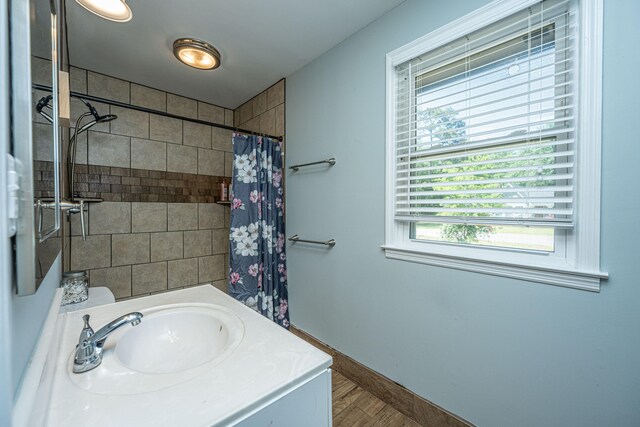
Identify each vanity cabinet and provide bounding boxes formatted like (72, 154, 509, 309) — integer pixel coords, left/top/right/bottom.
(239, 369, 332, 426)
(16, 286, 333, 427)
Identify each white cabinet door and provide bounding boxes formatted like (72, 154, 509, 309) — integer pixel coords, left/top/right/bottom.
(236, 369, 332, 427)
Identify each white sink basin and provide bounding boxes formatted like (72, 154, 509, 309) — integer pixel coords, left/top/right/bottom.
(68, 303, 244, 395)
(115, 308, 234, 374)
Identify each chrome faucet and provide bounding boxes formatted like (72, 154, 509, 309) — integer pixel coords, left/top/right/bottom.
(73, 312, 143, 373)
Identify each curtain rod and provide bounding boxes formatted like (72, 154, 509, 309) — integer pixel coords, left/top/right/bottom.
(33, 83, 284, 141)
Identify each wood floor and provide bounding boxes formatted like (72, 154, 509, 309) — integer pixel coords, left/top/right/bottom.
(332, 370, 422, 426)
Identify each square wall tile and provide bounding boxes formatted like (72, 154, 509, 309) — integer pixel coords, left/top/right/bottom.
(275, 104, 285, 137)
(73, 132, 88, 165)
(237, 101, 252, 125)
(132, 262, 167, 295)
(150, 231, 183, 261)
(70, 66, 87, 94)
(168, 203, 198, 231)
(212, 228, 229, 254)
(88, 71, 130, 103)
(198, 203, 225, 229)
(198, 254, 226, 282)
(224, 109, 234, 126)
(112, 233, 150, 266)
(224, 152, 233, 177)
(70, 235, 111, 270)
(167, 143, 197, 174)
(150, 114, 182, 144)
(132, 202, 167, 232)
(184, 230, 212, 258)
(88, 131, 130, 168)
(212, 128, 232, 152)
(131, 138, 166, 171)
(31, 57, 52, 86)
(33, 123, 54, 161)
(90, 266, 131, 299)
(110, 105, 149, 139)
(183, 121, 211, 149)
(233, 107, 241, 127)
(89, 202, 131, 234)
(131, 84, 166, 111)
(167, 94, 197, 119)
(267, 80, 285, 109)
(198, 102, 225, 124)
(198, 148, 225, 176)
(260, 108, 276, 136)
(245, 117, 260, 133)
(252, 92, 267, 116)
(168, 258, 199, 289)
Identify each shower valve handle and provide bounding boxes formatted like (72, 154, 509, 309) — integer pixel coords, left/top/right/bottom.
(76, 200, 87, 241)
(37, 199, 88, 241)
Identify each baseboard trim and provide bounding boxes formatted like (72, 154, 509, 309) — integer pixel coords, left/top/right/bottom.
(290, 325, 473, 427)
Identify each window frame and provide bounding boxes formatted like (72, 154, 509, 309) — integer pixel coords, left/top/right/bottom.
(383, 0, 607, 291)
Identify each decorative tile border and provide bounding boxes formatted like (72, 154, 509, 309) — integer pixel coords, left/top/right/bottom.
(290, 326, 473, 427)
(34, 161, 227, 203)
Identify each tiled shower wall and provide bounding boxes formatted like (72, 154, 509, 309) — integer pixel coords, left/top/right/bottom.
(69, 200, 229, 299)
(32, 60, 285, 300)
(234, 79, 285, 136)
(62, 67, 237, 299)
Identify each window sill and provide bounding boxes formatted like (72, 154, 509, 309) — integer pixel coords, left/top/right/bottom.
(381, 245, 608, 292)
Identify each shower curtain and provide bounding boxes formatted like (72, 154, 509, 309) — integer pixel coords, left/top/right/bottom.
(228, 133, 289, 328)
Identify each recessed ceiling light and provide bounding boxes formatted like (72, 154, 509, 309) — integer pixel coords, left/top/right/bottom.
(75, 0, 133, 22)
(173, 38, 221, 70)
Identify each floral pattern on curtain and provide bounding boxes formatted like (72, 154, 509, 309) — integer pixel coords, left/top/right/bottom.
(228, 133, 289, 328)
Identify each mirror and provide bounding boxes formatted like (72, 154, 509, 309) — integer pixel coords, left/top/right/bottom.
(11, 0, 62, 295)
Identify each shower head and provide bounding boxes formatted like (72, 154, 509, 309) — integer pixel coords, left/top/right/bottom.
(96, 114, 117, 123)
(74, 99, 118, 133)
(75, 114, 117, 134)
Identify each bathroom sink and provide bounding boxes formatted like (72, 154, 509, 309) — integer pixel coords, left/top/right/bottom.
(68, 303, 245, 395)
(115, 307, 234, 374)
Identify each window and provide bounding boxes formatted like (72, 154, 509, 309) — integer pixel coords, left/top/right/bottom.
(384, 0, 607, 291)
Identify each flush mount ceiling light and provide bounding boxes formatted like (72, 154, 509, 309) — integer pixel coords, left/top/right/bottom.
(75, 0, 133, 22)
(173, 38, 221, 70)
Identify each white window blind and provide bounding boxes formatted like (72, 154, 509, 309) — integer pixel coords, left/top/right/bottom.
(394, 0, 576, 228)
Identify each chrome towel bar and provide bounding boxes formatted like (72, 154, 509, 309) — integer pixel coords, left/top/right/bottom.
(288, 234, 336, 247)
(289, 158, 336, 171)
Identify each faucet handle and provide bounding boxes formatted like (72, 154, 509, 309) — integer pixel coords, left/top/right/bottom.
(78, 314, 94, 344)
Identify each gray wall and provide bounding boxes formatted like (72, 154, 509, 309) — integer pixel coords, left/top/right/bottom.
(285, 0, 640, 426)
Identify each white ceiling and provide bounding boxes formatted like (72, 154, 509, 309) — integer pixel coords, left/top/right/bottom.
(65, 0, 404, 109)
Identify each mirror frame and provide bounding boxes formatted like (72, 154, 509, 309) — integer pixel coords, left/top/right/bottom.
(11, 0, 62, 296)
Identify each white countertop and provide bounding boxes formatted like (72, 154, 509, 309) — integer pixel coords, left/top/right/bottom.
(45, 285, 332, 427)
